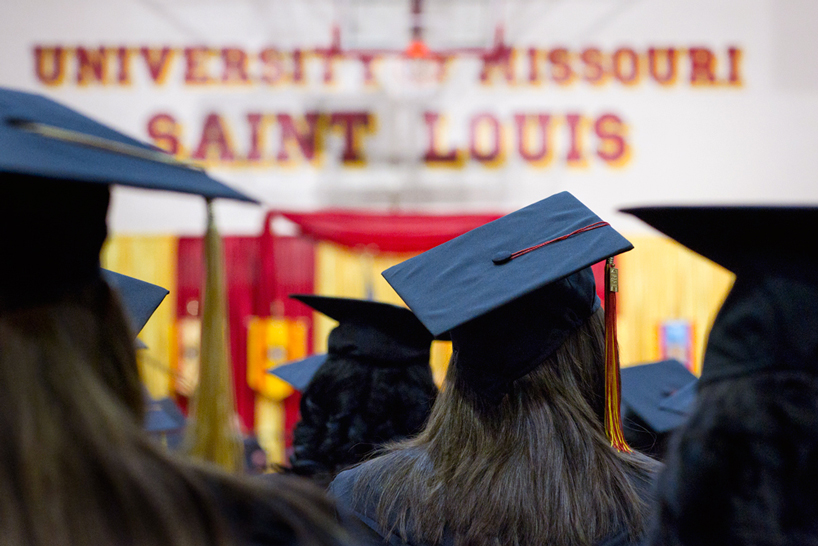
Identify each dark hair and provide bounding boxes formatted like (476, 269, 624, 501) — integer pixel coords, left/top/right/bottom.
(352, 308, 658, 546)
(0, 278, 350, 546)
(288, 354, 437, 488)
(647, 371, 818, 546)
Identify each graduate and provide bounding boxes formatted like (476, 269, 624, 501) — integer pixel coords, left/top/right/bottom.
(329, 192, 660, 546)
(0, 87, 351, 546)
(271, 295, 438, 488)
(620, 359, 697, 461)
(623, 205, 818, 546)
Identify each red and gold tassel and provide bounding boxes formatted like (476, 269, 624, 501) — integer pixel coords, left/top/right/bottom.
(604, 257, 631, 453)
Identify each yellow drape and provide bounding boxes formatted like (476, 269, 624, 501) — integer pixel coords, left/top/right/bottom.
(617, 235, 735, 375)
(313, 241, 452, 387)
(101, 235, 178, 398)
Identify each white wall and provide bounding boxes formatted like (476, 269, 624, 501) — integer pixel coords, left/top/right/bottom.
(2, 0, 817, 235)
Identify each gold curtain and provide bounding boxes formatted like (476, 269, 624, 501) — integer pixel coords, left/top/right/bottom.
(617, 235, 735, 375)
(101, 235, 178, 398)
(313, 241, 452, 387)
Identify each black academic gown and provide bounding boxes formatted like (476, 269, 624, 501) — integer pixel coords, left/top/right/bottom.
(328, 460, 657, 546)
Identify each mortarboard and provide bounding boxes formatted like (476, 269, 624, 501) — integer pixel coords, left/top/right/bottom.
(0, 88, 255, 202)
(291, 295, 435, 365)
(101, 270, 169, 342)
(268, 353, 329, 392)
(620, 359, 697, 434)
(0, 87, 256, 308)
(620, 205, 818, 384)
(382, 191, 634, 450)
(658, 379, 698, 416)
(144, 393, 186, 434)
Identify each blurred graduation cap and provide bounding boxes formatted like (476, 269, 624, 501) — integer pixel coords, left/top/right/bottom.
(101, 269, 168, 348)
(0, 87, 257, 307)
(143, 392, 186, 434)
(659, 379, 698, 416)
(268, 353, 328, 392)
(0, 87, 255, 202)
(620, 359, 697, 434)
(621, 205, 818, 384)
(291, 294, 435, 364)
(382, 191, 634, 450)
(0, 87, 254, 471)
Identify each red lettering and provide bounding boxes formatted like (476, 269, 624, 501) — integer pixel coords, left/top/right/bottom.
(276, 113, 320, 162)
(514, 114, 552, 163)
(480, 44, 514, 84)
(423, 112, 458, 163)
(565, 114, 584, 163)
(469, 113, 502, 163)
(147, 113, 181, 156)
(648, 48, 677, 85)
(316, 50, 340, 84)
(140, 47, 175, 85)
(581, 48, 606, 85)
(527, 48, 541, 84)
(115, 46, 131, 85)
(76, 47, 107, 85)
(548, 48, 574, 85)
(359, 54, 376, 85)
(259, 48, 284, 84)
(329, 112, 370, 163)
(192, 113, 235, 161)
(184, 47, 213, 85)
(246, 113, 266, 161)
(221, 48, 250, 84)
(595, 113, 628, 164)
(34, 46, 66, 86)
(727, 47, 742, 86)
(612, 48, 640, 85)
(292, 49, 304, 84)
(689, 47, 716, 85)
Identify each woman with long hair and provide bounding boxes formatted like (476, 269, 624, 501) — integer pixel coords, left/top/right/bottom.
(329, 192, 660, 546)
(0, 88, 351, 546)
(275, 295, 438, 488)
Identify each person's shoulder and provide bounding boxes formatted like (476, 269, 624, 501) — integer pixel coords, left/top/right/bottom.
(205, 470, 352, 546)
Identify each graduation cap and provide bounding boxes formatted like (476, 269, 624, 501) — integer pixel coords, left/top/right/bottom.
(0, 87, 256, 308)
(0, 87, 255, 202)
(291, 294, 435, 365)
(101, 270, 169, 345)
(659, 379, 698, 416)
(0, 87, 253, 472)
(621, 205, 818, 384)
(268, 353, 328, 392)
(143, 392, 186, 433)
(620, 359, 697, 434)
(382, 191, 634, 451)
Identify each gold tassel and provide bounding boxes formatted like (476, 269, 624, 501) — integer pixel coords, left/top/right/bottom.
(604, 257, 631, 453)
(184, 201, 244, 472)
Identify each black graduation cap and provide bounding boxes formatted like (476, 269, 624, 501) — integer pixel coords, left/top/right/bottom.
(101, 270, 168, 343)
(658, 379, 697, 416)
(0, 88, 255, 202)
(143, 391, 186, 433)
(621, 205, 818, 384)
(620, 359, 697, 434)
(291, 295, 435, 364)
(268, 353, 329, 391)
(381, 191, 633, 403)
(0, 86, 255, 308)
